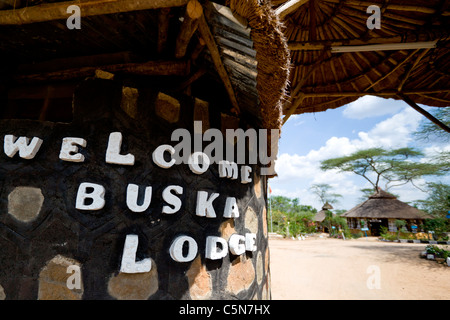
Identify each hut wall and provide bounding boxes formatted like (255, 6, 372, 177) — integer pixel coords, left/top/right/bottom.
(0, 78, 270, 300)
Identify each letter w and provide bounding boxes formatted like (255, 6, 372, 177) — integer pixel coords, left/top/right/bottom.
(4, 135, 43, 159)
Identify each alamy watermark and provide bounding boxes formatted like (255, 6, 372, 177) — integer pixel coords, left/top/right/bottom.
(165, 121, 279, 176)
(66, 265, 82, 290)
(66, 5, 81, 29)
(366, 265, 381, 289)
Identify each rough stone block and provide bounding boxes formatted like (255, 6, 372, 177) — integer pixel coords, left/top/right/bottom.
(155, 92, 180, 123)
(108, 259, 158, 300)
(226, 256, 255, 295)
(8, 186, 44, 223)
(186, 256, 212, 300)
(38, 255, 83, 300)
(121, 86, 139, 119)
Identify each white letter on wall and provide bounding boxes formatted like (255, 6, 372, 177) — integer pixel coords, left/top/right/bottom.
(152, 144, 176, 169)
(228, 234, 246, 255)
(126, 184, 152, 213)
(196, 191, 219, 218)
(105, 132, 135, 165)
(245, 233, 257, 252)
(205, 236, 228, 260)
(59, 137, 87, 162)
(169, 235, 198, 262)
(75, 182, 105, 210)
(4, 135, 43, 159)
(240, 166, 252, 184)
(188, 152, 210, 175)
(120, 234, 152, 273)
(223, 197, 239, 218)
(162, 185, 183, 214)
(218, 160, 238, 180)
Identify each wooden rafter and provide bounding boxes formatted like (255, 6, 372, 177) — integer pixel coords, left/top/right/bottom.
(399, 93, 450, 133)
(275, 0, 310, 19)
(288, 30, 450, 50)
(363, 49, 419, 92)
(197, 11, 240, 114)
(175, 0, 203, 59)
(299, 89, 450, 97)
(13, 60, 190, 83)
(397, 48, 430, 92)
(0, 0, 189, 25)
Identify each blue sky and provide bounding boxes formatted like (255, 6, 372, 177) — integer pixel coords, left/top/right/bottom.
(269, 96, 449, 211)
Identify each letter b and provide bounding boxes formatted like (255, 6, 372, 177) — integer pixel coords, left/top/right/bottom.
(75, 182, 105, 210)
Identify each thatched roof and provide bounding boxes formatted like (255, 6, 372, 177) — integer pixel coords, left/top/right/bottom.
(341, 189, 433, 220)
(314, 202, 333, 221)
(274, 0, 450, 128)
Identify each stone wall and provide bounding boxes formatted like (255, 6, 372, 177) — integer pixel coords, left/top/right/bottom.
(0, 78, 270, 300)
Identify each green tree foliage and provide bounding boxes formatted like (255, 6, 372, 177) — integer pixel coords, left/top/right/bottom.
(413, 182, 450, 234)
(269, 196, 317, 236)
(320, 147, 447, 192)
(310, 183, 342, 205)
(414, 107, 450, 143)
(413, 182, 450, 218)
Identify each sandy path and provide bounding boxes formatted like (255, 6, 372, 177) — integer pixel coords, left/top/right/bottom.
(269, 236, 450, 300)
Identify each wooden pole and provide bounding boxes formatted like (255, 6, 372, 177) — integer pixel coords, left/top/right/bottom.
(288, 31, 450, 50)
(0, 0, 189, 25)
(175, 0, 203, 59)
(399, 94, 450, 133)
(275, 0, 310, 19)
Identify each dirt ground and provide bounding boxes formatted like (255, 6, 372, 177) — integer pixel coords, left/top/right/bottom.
(269, 235, 450, 300)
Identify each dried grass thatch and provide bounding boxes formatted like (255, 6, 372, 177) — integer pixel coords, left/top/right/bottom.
(228, 0, 291, 130)
(341, 189, 433, 220)
(274, 0, 450, 122)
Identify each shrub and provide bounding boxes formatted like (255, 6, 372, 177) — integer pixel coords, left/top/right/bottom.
(426, 245, 450, 259)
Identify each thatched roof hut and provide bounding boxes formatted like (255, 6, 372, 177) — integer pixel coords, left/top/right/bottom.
(313, 202, 333, 222)
(341, 189, 432, 220)
(341, 189, 432, 235)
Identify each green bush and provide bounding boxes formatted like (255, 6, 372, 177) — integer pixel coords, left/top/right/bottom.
(426, 245, 450, 259)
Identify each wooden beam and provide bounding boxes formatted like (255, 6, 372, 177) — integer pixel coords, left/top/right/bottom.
(275, 0, 310, 19)
(399, 93, 450, 133)
(331, 41, 437, 53)
(175, 0, 203, 59)
(157, 7, 171, 54)
(197, 14, 240, 114)
(397, 48, 430, 92)
(13, 60, 190, 83)
(298, 89, 450, 97)
(0, 0, 189, 25)
(364, 49, 419, 92)
(282, 92, 304, 124)
(8, 83, 78, 99)
(288, 31, 450, 50)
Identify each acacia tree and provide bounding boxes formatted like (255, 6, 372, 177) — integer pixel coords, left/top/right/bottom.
(414, 107, 450, 142)
(320, 147, 447, 192)
(310, 183, 342, 205)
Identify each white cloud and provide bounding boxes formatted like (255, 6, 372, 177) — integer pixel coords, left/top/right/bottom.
(343, 96, 404, 119)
